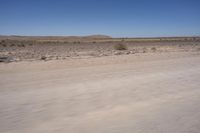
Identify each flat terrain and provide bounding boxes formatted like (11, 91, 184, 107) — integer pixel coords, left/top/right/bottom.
(0, 51, 200, 133)
(1, 36, 200, 61)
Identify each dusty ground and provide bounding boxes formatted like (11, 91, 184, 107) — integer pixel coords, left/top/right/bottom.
(0, 36, 200, 61)
(0, 51, 200, 133)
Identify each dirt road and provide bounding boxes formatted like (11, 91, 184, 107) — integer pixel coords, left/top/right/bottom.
(0, 52, 200, 133)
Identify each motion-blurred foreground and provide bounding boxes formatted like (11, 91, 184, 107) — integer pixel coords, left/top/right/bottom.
(0, 36, 200, 133)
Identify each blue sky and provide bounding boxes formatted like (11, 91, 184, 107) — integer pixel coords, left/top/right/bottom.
(0, 0, 199, 37)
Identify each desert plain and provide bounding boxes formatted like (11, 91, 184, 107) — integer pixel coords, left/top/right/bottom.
(0, 36, 200, 133)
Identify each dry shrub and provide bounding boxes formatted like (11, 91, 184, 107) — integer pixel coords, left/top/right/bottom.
(41, 56, 47, 60)
(10, 44, 16, 47)
(73, 41, 81, 44)
(142, 47, 147, 53)
(151, 47, 157, 52)
(17, 44, 25, 47)
(2, 44, 7, 47)
(114, 44, 127, 50)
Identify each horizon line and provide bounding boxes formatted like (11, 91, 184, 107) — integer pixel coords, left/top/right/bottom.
(0, 34, 200, 38)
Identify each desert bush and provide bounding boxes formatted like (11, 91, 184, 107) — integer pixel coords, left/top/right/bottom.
(10, 44, 16, 47)
(2, 44, 7, 47)
(142, 47, 147, 53)
(73, 41, 81, 44)
(41, 56, 47, 60)
(114, 44, 127, 50)
(151, 47, 157, 52)
(17, 44, 25, 47)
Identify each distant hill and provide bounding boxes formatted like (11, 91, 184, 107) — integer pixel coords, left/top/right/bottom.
(84, 35, 111, 39)
(0, 35, 112, 41)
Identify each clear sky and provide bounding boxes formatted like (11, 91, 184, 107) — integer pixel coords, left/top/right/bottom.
(0, 0, 199, 37)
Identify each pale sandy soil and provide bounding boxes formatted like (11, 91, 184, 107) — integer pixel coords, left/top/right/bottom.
(1, 40, 200, 61)
(0, 51, 200, 133)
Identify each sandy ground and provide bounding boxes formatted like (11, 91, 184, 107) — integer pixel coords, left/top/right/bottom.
(0, 52, 200, 133)
(1, 40, 200, 61)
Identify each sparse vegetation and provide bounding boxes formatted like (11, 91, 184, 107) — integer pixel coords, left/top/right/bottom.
(0, 36, 199, 62)
(41, 56, 47, 60)
(17, 44, 25, 47)
(114, 44, 127, 50)
(10, 44, 16, 47)
(73, 41, 81, 44)
(151, 47, 157, 52)
(142, 48, 147, 53)
(2, 44, 7, 47)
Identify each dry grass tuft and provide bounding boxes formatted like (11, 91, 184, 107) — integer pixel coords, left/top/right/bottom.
(151, 47, 157, 52)
(114, 44, 128, 50)
(41, 56, 47, 60)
